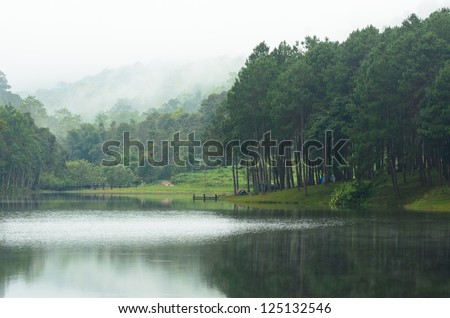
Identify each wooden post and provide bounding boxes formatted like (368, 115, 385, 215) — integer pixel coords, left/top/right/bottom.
(203, 194, 206, 202)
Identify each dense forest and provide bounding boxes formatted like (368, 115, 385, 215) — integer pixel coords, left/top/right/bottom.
(0, 9, 449, 198)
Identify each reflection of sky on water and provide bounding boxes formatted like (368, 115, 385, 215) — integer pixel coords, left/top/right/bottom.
(0, 210, 342, 247)
(3, 249, 225, 297)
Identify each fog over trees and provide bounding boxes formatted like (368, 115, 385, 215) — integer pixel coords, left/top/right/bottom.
(29, 57, 244, 120)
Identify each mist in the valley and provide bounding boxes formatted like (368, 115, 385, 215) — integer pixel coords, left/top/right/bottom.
(23, 57, 244, 120)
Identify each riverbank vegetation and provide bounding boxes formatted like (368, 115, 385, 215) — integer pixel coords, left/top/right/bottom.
(0, 9, 449, 211)
(228, 173, 450, 212)
(71, 169, 449, 211)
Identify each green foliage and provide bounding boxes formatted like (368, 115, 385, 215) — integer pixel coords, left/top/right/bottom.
(103, 166, 137, 187)
(199, 91, 227, 139)
(39, 171, 67, 187)
(0, 71, 10, 91)
(16, 96, 48, 127)
(0, 105, 66, 190)
(420, 62, 450, 142)
(65, 123, 102, 163)
(160, 91, 204, 113)
(66, 160, 105, 185)
(107, 99, 140, 123)
(0, 71, 22, 106)
(51, 108, 82, 140)
(330, 180, 372, 206)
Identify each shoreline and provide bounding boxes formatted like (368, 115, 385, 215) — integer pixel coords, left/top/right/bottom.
(2, 177, 449, 212)
(41, 182, 450, 213)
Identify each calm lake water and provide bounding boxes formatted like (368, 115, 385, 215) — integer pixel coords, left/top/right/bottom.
(0, 194, 449, 297)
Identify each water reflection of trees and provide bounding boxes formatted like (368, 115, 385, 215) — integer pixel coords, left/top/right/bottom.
(0, 193, 235, 212)
(199, 218, 450, 297)
(0, 246, 37, 297)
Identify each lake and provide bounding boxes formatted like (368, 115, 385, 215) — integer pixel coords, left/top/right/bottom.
(0, 194, 449, 297)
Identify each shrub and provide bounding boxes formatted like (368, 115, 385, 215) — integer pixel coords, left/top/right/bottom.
(330, 180, 371, 206)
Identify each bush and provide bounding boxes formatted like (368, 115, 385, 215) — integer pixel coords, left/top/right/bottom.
(66, 160, 105, 185)
(330, 180, 371, 206)
(39, 172, 67, 188)
(103, 166, 138, 187)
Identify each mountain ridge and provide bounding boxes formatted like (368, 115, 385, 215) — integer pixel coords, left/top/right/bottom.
(26, 56, 244, 119)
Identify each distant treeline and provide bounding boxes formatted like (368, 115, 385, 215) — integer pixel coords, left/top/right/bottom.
(0, 9, 449, 195)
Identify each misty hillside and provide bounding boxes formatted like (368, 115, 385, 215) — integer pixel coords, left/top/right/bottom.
(31, 56, 244, 119)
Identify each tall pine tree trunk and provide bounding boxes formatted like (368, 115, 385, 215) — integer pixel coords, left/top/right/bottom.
(301, 112, 307, 196)
(388, 148, 400, 198)
(232, 159, 236, 195)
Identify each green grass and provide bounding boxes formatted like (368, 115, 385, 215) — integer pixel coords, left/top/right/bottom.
(403, 187, 450, 212)
(74, 167, 242, 196)
(364, 173, 450, 211)
(226, 183, 339, 208)
(171, 166, 246, 190)
(78, 183, 231, 196)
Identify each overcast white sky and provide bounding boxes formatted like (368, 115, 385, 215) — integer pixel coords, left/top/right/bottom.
(1, 0, 448, 91)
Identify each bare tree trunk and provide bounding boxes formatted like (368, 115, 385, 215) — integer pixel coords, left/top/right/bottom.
(263, 152, 269, 194)
(389, 152, 400, 198)
(323, 139, 328, 185)
(292, 165, 296, 188)
(254, 167, 259, 195)
(268, 164, 272, 193)
(301, 114, 307, 196)
(231, 159, 236, 195)
(279, 156, 285, 190)
(286, 165, 291, 189)
(295, 150, 301, 190)
(274, 164, 280, 191)
(447, 163, 450, 186)
(438, 150, 443, 187)
(235, 159, 239, 192)
(252, 167, 256, 194)
(426, 155, 433, 187)
(417, 150, 426, 186)
(7, 166, 12, 190)
(260, 162, 265, 194)
(289, 148, 295, 188)
(309, 166, 314, 185)
(403, 134, 407, 185)
(246, 164, 250, 193)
